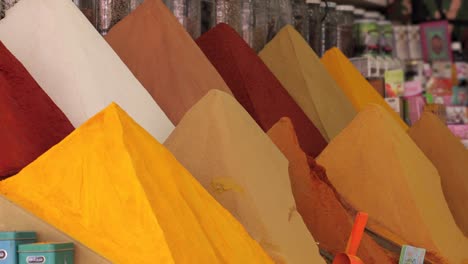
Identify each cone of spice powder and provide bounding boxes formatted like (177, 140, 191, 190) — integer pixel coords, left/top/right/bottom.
(0, 42, 74, 179)
(317, 104, 468, 264)
(0, 0, 174, 142)
(259, 26, 356, 141)
(0, 103, 274, 264)
(409, 112, 468, 236)
(321, 48, 409, 131)
(267, 117, 396, 264)
(165, 90, 326, 264)
(196, 23, 326, 157)
(105, 0, 233, 125)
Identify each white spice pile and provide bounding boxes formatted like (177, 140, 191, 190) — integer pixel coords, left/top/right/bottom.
(0, 0, 174, 141)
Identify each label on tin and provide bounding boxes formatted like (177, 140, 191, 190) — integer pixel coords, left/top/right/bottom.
(404, 80, 423, 97)
(353, 20, 379, 56)
(0, 249, 7, 260)
(26, 256, 46, 263)
(379, 23, 394, 56)
(399, 245, 425, 264)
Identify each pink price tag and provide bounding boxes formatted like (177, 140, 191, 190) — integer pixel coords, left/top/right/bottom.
(404, 80, 423, 97)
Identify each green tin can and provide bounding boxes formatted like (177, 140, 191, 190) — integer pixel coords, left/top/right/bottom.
(0, 232, 37, 264)
(353, 19, 379, 56)
(378, 20, 394, 57)
(18, 243, 74, 264)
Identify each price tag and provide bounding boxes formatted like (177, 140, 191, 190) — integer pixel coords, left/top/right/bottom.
(399, 245, 425, 264)
(404, 80, 423, 97)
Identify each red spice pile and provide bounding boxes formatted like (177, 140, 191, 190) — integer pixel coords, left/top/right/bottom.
(0, 42, 74, 179)
(196, 23, 326, 157)
(267, 117, 395, 263)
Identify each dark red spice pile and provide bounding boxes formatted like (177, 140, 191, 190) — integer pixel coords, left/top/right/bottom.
(0, 42, 74, 179)
(196, 23, 327, 157)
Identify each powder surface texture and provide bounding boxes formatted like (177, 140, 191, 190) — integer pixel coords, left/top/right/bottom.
(317, 104, 468, 264)
(0, 195, 110, 263)
(196, 23, 326, 157)
(0, 103, 273, 264)
(321, 48, 408, 130)
(0, 41, 74, 179)
(165, 90, 325, 264)
(105, 0, 232, 125)
(259, 26, 356, 141)
(409, 112, 468, 236)
(267, 117, 395, 264)
(0, 0, 174, 141)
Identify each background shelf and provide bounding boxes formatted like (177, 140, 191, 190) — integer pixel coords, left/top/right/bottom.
(330, 0, 388, 9)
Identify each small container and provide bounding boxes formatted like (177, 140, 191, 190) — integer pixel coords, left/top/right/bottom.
(337, 5, 354, 25)
(265, 0, 292, 41)
(336, 5, 354, 57)
(378, 20, 393, 56)
(407, 25, 422, 60)
(18, 243, 74, 264)
(278, 0, 293, 32)
(0, 1, 4, 20)
(266, 0, 280, 41)
(320, 1, 337, 55)
(307, 0, 322, 54)
(393, 25, 409, 60)
(251, 0, 268, 51)
(353, 8, 364, 20)
(292, 0, 308, 41)
(0, 232, 37, 264)
(200, 0, 216, 35)
(353, 18, 379, 56)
